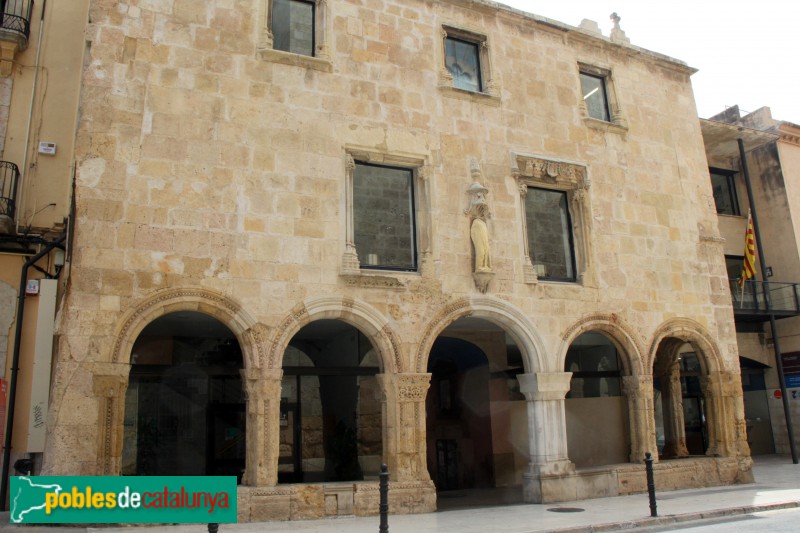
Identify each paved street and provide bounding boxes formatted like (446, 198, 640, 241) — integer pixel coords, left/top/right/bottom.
(642, 507, 800, 532)
(1, 455, 798, 533)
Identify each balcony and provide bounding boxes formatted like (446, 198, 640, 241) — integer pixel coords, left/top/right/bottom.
(729, 279, 800, 322)
(1, 0, 33, 75)
(0, 160, 18, 224)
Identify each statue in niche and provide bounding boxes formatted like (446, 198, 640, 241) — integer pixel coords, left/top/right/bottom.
(465, 182, 493, 273)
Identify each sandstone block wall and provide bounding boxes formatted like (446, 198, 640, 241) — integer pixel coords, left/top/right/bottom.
(42, 0, 748, 516)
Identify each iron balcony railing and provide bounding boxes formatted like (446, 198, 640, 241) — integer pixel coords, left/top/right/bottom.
(729, 279, 800, 319)
(0, 0, 33, 41)
(0, 160, 19, 220)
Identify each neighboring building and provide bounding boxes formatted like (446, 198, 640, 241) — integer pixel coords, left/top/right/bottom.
(5, 0, 751, 521)
(0, 0, 86, 494)
(701, 106, 800, 457)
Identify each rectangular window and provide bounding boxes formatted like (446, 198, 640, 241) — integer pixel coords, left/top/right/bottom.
(525, 187, 576, 281)
(445, 36, 482, 92)
(580, 72, 610, 122)
(272, 0, 315, 57)
(725, 255, 744, 281)
(710, 168, 739, 215)
(353, 162, 417, 271)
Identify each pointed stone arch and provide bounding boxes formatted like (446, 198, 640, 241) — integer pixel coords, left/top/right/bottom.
(559, 313, 650, 464)
(265, 295, 401, 373)
(647, 317, 723, 375)
(415, 295, 546, 373)
(558, 313, 645, 377)
(648, 317, 738, 458)
(111, 287, 262, 369)
(91, 287, 261, 476)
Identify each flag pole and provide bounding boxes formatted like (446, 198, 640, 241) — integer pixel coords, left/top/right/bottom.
(738, 138, 797, 463)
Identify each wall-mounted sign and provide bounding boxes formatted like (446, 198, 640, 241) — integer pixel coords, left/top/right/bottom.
(38, 142, 57, 155)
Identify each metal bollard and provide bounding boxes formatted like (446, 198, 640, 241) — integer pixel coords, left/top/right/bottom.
(208, 523, 219, 533)
(379, 463, 389, 533)
(645, 452, 657, 517)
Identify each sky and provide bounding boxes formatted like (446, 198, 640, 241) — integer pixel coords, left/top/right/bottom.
(497, 0, 798, 123)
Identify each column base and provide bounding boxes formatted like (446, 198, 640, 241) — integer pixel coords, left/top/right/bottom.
(523, 460, 576, 503)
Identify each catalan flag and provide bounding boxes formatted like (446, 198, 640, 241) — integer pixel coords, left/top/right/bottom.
(738, 210, 757, 289)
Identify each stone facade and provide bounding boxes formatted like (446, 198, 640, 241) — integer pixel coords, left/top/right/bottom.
(42, 0, 751, 521)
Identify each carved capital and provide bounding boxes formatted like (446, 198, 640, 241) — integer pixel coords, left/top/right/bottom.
(397, 373, 431, 402)
(518, 372, 572, 402)
(379, 373, 431, 403)
(622, 374, 654, 399)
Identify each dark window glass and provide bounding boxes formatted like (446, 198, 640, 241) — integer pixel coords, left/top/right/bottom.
(565, 332, 622, 399)
(445, 37, 482, 92)
(725, 255, 744, 281)
(526, 187, 576, 281)
(580, 72, 610, 122)
(353, 162, 417, 271)
(710, 169, 739, 215)
(273, 0, 315, 57)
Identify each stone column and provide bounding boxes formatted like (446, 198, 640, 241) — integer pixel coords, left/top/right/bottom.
(241, 367, 283, 486)
(376, 373, 431, 482)
(700, 371, 743, 458)
(659, 361, 688, 458)
(93, 365, 130, 475)
(518, 372, 575, 503)
(622, 374, 657, 463)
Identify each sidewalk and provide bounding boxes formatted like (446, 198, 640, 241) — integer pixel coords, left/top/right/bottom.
(2, 455, 798, 533)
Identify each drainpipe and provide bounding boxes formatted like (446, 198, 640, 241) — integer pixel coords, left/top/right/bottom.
(0, 233, 65, 509)
(737, 138, 798, 464)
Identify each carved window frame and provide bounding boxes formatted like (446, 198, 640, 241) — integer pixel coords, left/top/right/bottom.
(342, 149, 432, 279)
(438, 25, 500, 103)
(258, 0, 332, 72)
(577, 62, 627, 133)
(512, 153, 593, 285)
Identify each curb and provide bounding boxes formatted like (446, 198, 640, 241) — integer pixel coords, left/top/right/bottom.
(544, 500, 800, 533)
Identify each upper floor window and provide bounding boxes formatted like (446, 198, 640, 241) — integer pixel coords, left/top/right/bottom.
(513, 154, 593, 286)
(710, 168, 739, 216)
(580, 72, 610, 122)
(351, 161, 418, 272)
(445, 36, 482, 92)
(272, 0, 315, 56)
(438, 26, 498, 99)
(259, 0, 331, 71)
(577, 63, 627, 132)
(525, 187, 576, 282)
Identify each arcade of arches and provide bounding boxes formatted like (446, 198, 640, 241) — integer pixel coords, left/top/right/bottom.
(104, 304, 751, 520)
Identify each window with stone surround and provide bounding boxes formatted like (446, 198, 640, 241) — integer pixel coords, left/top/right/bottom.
(258, 0, 331, 71)
(580, 72, 610, 122)
(342, 151, 430, 275)
(578, 63, 626, 132)
(513, 154, 592, 284)
(273, 0, 314, 56)
(438, 26, 498, 99)
(709, 168, 739, 216)
(526, 187, 576, 282)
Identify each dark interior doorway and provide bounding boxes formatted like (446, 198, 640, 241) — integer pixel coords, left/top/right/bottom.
(278, 320, 382, 483)
(425, 318, 529, 511)
(122, 311, 246, 481)
(427, 337, 494, 492)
